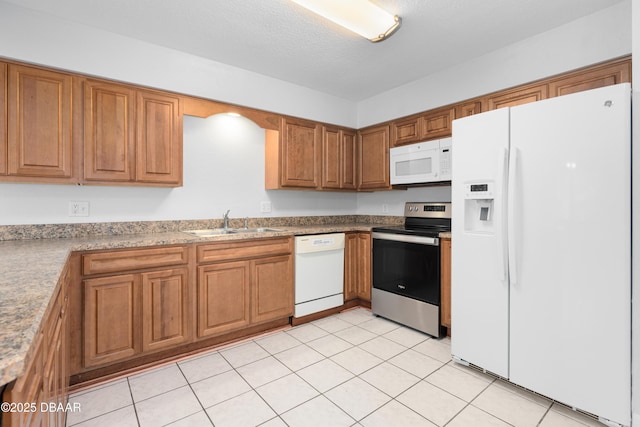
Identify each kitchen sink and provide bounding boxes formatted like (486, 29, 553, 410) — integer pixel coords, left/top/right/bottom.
(182, 227, 281, 237)
(234, 227, 281, 233)
(181, 228, 235, 237)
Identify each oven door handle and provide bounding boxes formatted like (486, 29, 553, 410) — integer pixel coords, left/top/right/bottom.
(372, 232, 439, 246)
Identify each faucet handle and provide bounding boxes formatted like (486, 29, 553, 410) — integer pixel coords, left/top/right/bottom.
(223, 209, 230, 219)
(244, 217, 249, 229)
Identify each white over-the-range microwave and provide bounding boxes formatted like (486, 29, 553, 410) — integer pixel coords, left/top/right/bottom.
(390, 137, 452, 185)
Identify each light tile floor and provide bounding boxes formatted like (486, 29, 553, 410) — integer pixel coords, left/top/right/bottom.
(66, 308, 603, 427)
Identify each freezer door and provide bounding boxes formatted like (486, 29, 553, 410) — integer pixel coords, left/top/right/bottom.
(451, 108, 510, 378)
(508, 83, 631, 425)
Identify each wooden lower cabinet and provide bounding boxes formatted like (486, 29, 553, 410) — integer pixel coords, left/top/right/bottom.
(344, 232, 372, 302)
(440, 238, 452, 332)
(196, 238, 294, 339)
(3, 266, 70, 427)
(198, 261, 251, 337)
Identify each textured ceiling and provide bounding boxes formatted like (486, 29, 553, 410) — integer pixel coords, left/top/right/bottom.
(3, 0, 626, 101)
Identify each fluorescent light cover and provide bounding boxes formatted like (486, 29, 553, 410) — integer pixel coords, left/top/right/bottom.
(290, 0, 401, 42)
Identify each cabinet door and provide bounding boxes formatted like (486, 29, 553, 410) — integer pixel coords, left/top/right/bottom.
(341, 130, 357, 190)
(136, 90, 183, 185)
(321, 126, 341, 189)
(487, 83, 548, 110)
(456, 99, 483, 118)
(84, 274, 140, 368)
(391, 116, 421, 147)
(356, 233, 372, 301)
(83, 80, 136, 182)
(440, 238, 452, 329)
(7, 64, 73, 179)
(251, 255, 293, 324)
(197, 262, 250, 338)
(141, 267, 190, 352)
(548, 61, 631, 98)
(0, 62, 6, 175)
(280, 118, 320, 188)
(343, 233, 359, 301)
(421, 107, 456, 141)
(358, 125, 390, 190)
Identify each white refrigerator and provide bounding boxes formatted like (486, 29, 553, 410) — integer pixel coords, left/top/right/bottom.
(451, 83, 631, 426)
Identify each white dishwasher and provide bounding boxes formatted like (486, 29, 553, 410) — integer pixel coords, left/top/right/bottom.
(294, 233, 345, 318)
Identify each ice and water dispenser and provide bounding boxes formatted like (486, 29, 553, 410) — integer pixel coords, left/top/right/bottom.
(464, 181, 495, 233)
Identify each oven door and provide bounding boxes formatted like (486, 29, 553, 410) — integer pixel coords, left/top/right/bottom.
(372, 232, 440, 305)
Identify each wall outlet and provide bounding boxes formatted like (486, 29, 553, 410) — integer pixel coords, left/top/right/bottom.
(260, 201, 272, 213)
(69, 201, 89, 217)
(382, 204, 389, 213)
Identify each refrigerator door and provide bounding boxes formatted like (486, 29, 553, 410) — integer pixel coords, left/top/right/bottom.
(508, 83, 631, 425)
(451, 108, 510, 378)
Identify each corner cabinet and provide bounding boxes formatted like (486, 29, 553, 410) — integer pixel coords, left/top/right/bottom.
(82, 78, 183, 186)
(321, 126, 357, 190)
(358, 125, 391, 190)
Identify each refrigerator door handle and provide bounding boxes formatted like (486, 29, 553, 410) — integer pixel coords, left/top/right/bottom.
(507, 147, 518, 285)
(497, 147, 509, 281)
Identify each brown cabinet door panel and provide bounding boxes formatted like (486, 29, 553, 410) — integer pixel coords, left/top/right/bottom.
(83, 80, 135, 182)
(84, 274, 140, 368)
(251, 255, 293, 323)
(321, 126, 341, 189)
(487, 84, 548, 110)
(197, 262, 251, 338)
(421, 108, 456, 140)
(358, 125, 390, 190)
(440, 238, 452, 329)
(142, 267, 190, 352)
(7, 64, 73, 178)
(341, 130, 357, 189)
(391, 116, 421, 147)
(136, 90, 182, 185)
(356, 233, 371, 301)
(548, 61, 631, 98)
(280, 118, 320, 188)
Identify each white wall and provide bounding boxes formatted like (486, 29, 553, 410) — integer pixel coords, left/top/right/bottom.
(0, 114, 358, 225)
(357, 1, 631, 127)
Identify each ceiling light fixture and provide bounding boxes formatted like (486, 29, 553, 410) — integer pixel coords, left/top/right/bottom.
(290, 0, 401, 42)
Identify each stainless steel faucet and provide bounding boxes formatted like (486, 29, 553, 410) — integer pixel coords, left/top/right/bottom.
(223, 210, 230, 230)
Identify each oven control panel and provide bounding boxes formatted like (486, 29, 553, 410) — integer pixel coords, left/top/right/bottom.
(404, 202, 451, 219)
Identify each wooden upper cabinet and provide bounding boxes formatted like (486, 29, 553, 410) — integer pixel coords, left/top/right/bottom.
(265, 117, 321, 189)
(421, 107, 456, 141)
(136, 90, 183, 185)
(358, 125, 390, 190)
(456, 99, 483, 118)
(548, 60, 631, 98)
(280, 118, 320, 188)
(7, 64, 74, 180)
(321, 126, 357, 190)
(487, 83, 548, 110)
(83, 80, 136, 182)
(391, 116, 421, 147)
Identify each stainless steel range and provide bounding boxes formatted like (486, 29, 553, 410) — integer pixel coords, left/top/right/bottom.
(371, 202, 451, 338)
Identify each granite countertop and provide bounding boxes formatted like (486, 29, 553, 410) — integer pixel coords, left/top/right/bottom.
(0, 223, 384, 386)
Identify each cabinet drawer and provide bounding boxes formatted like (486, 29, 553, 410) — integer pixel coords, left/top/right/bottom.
(197, 237, 292, 264)
(83, 246, 188, 275)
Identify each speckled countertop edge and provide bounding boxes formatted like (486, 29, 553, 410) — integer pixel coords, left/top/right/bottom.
(1, 217, 423, 386)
